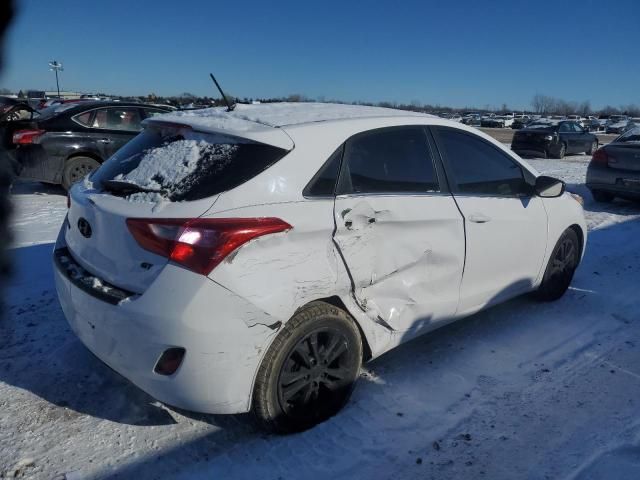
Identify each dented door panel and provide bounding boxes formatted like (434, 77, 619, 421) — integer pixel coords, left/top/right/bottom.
(333, 194, 465, 332)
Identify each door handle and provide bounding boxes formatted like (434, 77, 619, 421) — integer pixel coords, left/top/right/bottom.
(98, 138, 112, 144)
(468, 213, 491, 223)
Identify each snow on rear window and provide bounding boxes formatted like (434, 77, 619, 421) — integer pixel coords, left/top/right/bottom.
(114, 139, 238, 198)
(92, 128, 288, 202)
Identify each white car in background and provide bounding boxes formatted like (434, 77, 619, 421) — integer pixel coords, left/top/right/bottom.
(54, 103, 587, 433)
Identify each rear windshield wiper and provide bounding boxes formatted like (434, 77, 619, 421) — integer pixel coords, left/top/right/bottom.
(101, 179, 166, 196)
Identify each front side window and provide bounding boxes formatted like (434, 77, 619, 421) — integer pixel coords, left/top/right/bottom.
(337, 127, 439, 194)
(436, 128, 529, 197)
(91, 108, 142, 131)
(559, 123, 572, 133)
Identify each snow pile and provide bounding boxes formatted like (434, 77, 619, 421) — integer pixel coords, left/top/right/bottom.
(113, 140, 237, 202)
(58, 254, 115, 296)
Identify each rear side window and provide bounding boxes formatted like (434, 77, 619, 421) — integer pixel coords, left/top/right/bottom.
(337, 127, 439, 194)
(303, 145, 343, 197)
(436, 128, 529, 197)
(91, 108, 142, 131)
(73, 111, 93, 127)
(92, 128, 288, 201)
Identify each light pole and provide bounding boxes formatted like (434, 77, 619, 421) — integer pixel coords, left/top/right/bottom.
(48, 60, 63, 98)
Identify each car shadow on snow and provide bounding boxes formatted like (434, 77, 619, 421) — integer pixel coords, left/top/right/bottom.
(0, 242, 177, 427)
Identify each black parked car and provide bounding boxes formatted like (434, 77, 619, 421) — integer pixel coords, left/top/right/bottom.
(511, 120, 598, 159)
(586, 127, 640, 202)
(8, 101, 171, 189)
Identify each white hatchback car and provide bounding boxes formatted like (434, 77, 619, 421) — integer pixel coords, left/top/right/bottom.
(54, 103, 586, 433)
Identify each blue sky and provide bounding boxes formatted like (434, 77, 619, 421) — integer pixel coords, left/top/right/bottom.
(2, 0, 638, 109)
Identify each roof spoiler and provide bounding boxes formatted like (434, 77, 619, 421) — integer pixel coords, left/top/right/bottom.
(143, 114, 295, 151)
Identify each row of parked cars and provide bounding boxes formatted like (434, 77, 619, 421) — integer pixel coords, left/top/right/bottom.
(437, 110, 640, 134)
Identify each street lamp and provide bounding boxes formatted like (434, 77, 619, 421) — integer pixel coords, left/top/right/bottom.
(48, 60, 63, 98)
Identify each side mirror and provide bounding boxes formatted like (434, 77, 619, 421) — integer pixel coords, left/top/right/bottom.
(535, 175, 565, 198)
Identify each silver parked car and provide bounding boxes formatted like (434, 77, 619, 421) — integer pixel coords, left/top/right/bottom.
(587, 127, 640, 202)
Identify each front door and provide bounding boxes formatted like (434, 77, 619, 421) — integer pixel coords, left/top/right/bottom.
(333, 126, 465, 332)
(432, 127, 548, 315)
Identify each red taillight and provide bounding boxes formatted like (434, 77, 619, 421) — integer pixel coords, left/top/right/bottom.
(591, 148, 609, 166)
(12, 129, 45, 145)
(126, 217, 292, 275)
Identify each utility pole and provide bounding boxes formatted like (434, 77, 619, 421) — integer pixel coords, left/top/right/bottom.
(48, 60, 63, 98)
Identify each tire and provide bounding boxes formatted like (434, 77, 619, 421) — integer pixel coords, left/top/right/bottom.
(62, 156, 100, 190)
(550, 143, 566, 159)
(536, 229, 580, 301)
(252, 301, 363, 434)
(586, 140, 598, 155)
(591, 189, 614, 203)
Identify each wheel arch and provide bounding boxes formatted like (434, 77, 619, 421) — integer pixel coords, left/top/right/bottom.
(568, 223, 586, 259)
(310, 295, 373, 362)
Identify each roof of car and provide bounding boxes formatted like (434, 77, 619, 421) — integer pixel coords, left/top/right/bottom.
(146, 102, 436, 150)
(151, 102, 433, 129)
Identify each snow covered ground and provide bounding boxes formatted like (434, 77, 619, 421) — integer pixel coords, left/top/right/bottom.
(2, 153, 640, 479)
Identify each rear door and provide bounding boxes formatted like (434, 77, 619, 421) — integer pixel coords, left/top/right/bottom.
(432, 126, 548, 314)
(333, 126, 465, 332)
(570, 121, 591, 151)
(559, 122, 578, 153)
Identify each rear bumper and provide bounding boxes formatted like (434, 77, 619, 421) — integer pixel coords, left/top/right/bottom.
(586, 165, 640, 197)
(53, 229, 279, 414)
(512, 148, 547, 158)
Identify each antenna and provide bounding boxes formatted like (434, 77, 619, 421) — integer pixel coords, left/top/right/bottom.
(209, 73, 235, 112)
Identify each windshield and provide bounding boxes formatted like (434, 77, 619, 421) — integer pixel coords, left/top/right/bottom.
(92, 126, 288, 202)
(526, 122, 556, 129)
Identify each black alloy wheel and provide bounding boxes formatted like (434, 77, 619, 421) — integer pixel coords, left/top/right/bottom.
(277, 328, 355, 422)
(537, 229, 580, 301)
(252, 301, 362, 433)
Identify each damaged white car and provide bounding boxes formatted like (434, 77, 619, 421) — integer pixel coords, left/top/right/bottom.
(54, 103, 587, 433)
